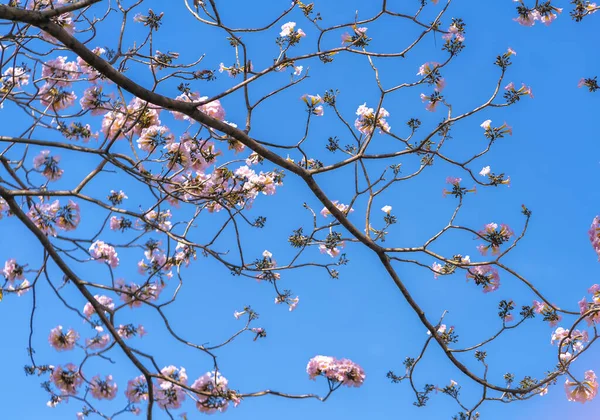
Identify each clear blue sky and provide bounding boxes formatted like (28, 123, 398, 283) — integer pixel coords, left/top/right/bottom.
(1, 0, 600, 418)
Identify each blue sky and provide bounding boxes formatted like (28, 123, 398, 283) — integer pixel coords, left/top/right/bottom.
(1, 0, 600, 418)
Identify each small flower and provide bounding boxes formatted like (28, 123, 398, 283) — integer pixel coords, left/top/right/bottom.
(479, 166, 491, 177)
(381, 205, 392, 214)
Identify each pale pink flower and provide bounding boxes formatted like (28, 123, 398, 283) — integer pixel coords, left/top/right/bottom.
(155, 366, 188, 409)
(320, 201, 354, 218)
(3, 259, 25, 282)
(90, 375, 118, 400)
(480, 120, 492, 130)
(565, 370, 598, 403)
(86, 334, 110, 350)
(50, 364, 83, 395)
(381, 205, 392, 214)
(191, 371, 235, 414)
(42, 56, 79, 86)
(39, 84, 77, 110)
(83, 295, 115, 318)
(48, 326, 78, 351)
(479, 166, 491, 177)
(89, 240, 119, 268)
(2, 66, 29, 87)
(514, 9, 541, 26)
(466, 265, 501, 293)
(126, 375, 148, 403)
(354, 102, 390, 134)
(33, 150, 63, 181)
(306, 356, 365, 387)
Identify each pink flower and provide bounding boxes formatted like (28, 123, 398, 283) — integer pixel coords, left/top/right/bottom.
(42, 56, 79, 87)
(48, 326, 79, 351)
(90, 375, 118, 400)
(432, 262, 443, 279)
(320, 201, 354, 217)
(33, 150, 63, 181)
(191, 371, 236, 414)
(2, 66, 29, 88)
(155, 366, 188, 410)
(466, 265, 501, 293)
(117, 324, 146, 339)
(77, 47, 106, 82)
(126, 376, 149, 403)
(477, 223, 513, 255)
(306, 355, 365, 387)
(39, 84, 77, 110)
(56, 200, 80, 231)
(86, 333, 110, 350)
(513, 9, 541, 26)
(51, 364, 83, 395)
(589, 216, 600, 260)
(83, 295, 115, 318)
(280, 21, 305, 39)
(565, 370, 598, 403)
(355, 103, 390, 134)
(89, 240, 119, 268)
(533, 300, 563, 327)
(3, 259, 25, 282)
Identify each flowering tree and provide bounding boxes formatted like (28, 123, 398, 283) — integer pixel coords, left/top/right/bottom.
(1, 0, 600, 418)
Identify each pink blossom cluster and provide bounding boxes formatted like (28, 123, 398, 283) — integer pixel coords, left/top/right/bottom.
(33, 150, 64, 181)
(320, 201, 353, 218)
(1, 66, 29, 89)
(48, 326, 79, 351)
(354, 103, 391, 134)
(86, 329, 110, 350)
(77, 47, 107, 82)
(551, 327, 589, 362)
(417, 62, 445, 92)
(341, 25, 368, 45)
(162, 134, 221, 173)
(275, 294, 299, 311)
(38, 55, 78, 111)
(533, 300, 562, 327)
(588, 216, 600, 260)
(2, 258, 29, 296)
(101, 97, 162, 139)
(137, 125, 174, 152)
(443, 23, 465, 42)
(89, 240, 119, 268)
(476, 223, 514, 255)
(126, 375, 149, 403)
(514, 4, 563, 26)
(504, 81, 534, 98)
(578, 284, 600, 326)
(137, 243, 173, 278)
(306, 356, 365, 387)
(117, 323, 146, 339)
(565, 370, 598, 403)
(466, 265, 501, 293)
(171, 91, 225, 123)
(50, 363, 83, 395)
(83, 295, 115, 318)
(155, 366, 188, 409)
(89, 375, 118, 400)
(191, 371, 239, 414)
(280, 21, 306, 40)
(116, 279, 164, 307)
